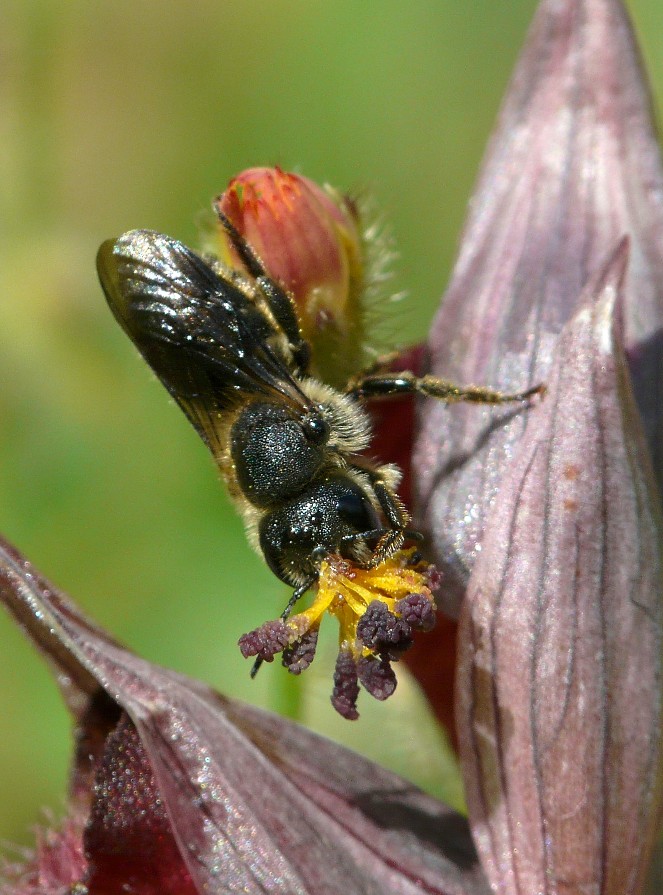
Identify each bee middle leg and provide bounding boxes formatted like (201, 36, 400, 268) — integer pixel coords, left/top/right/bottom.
(347, 370, 544, 404)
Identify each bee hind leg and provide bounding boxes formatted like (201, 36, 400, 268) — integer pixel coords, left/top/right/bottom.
(215, 207, 310, 372)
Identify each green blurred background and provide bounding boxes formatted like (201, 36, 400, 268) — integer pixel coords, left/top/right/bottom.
(1, 0, 661, 851)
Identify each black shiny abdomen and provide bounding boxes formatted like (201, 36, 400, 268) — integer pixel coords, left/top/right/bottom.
(259, 474, 380, 585)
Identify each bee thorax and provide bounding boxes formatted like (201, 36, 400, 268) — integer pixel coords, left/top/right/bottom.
(230, 401, 326, 509)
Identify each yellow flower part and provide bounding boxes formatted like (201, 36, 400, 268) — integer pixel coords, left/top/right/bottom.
(288, 548, 436, 658)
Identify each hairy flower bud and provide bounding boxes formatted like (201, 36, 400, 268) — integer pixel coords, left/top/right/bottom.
(215, 166, 366, 386)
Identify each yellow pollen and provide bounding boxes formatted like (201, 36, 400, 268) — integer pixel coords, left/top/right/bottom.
(286, 548, 434, 651)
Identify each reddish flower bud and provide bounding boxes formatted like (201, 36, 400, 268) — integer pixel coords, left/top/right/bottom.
(215, 167, 366, 386)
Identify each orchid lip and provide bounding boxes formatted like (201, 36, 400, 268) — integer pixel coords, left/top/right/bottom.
(0, 535, 486, 894)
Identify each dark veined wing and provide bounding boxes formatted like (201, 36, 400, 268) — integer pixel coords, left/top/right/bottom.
(97, 229, 313, 450)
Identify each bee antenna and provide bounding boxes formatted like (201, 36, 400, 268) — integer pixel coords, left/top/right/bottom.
(250, 656, 264, 678)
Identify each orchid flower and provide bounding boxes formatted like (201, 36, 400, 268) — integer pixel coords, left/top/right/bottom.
(2, 0, 662, 892)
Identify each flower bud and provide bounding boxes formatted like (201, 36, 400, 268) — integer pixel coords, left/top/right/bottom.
(215, 167, 365, 387)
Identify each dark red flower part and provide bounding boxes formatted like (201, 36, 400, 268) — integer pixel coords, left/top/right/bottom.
(355, 600, 413, 658)
(237, 618, 292, 662)
(356, 655, 397, 702)
(414, 0, 663, 617)
(281, 627, 319, 674)
(394, 592, 437, 633)
(331, 648, 361, 721)
(0, 536, 490, 894)
(456, 242, 663, 894)
(84, 713, 198, 895)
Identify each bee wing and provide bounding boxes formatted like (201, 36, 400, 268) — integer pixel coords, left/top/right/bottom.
(97, 229, 311, 450)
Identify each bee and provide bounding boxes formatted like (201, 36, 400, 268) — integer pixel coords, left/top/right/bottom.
(97, 211, 541, 643)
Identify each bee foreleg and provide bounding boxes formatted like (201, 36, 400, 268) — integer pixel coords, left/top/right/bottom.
(254, 276, 310, 372)
(351, 463, 416, 567)
(215, 208, 265, 279)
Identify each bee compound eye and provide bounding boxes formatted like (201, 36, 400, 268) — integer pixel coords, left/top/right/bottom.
(259, 474, 384, 585)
